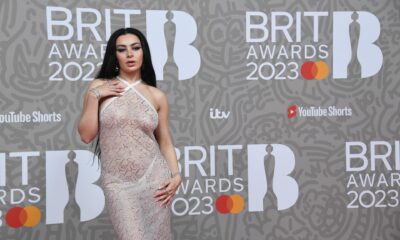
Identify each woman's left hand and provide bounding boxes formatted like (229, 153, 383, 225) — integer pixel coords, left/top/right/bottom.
(154, 174, 182, 208)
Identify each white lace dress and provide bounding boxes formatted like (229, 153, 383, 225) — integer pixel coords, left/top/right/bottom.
(99, 78, 171, 240)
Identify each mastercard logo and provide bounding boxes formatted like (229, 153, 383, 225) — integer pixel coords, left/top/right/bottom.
(301, 60, 329, 80)
(5, 205, 41, 228)
(215, 194, 244, 214)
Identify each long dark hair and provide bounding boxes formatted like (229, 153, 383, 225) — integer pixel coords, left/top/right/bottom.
(93, 28, 157, 159)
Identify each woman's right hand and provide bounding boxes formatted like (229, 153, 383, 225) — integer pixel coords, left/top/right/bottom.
(89, 80, 126, 100)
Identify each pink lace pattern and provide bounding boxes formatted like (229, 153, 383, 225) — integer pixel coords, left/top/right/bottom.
(99, 80, 171, 240)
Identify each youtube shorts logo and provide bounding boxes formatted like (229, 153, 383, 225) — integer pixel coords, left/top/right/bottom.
(287, 105, 297, 119)
(287, 104, 352, 119)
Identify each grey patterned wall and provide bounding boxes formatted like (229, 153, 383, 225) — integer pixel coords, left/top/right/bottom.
(0, 0, 399, 239)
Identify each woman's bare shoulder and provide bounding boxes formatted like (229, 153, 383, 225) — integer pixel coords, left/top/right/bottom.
(88, 78, 108, 88)
(147, 85, 167, 102)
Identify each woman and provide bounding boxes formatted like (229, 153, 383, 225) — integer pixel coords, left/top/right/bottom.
(78, 28, 181, 240)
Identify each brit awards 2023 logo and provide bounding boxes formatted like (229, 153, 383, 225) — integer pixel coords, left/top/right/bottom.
(245, 11, 383, 81)
(345, 141, 400, 209)
(171, 143, 299, 216)
(0, 150, 104, 228)
(45, 6, 200, 81)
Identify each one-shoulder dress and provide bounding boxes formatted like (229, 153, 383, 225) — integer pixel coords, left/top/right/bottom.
(99, 77, 172, 240)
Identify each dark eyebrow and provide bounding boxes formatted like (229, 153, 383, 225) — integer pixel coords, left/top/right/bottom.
(116, 42, 141, 47)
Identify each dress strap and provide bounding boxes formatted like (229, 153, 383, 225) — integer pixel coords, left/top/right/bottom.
(100, 77, 141, 115)
(116, 76, 142, 89)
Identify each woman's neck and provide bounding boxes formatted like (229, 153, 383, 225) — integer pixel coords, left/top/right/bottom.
(118, 72, 141, 83)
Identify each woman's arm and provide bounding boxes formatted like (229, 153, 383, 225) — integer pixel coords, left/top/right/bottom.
(78, 79, 125, 143)
(153, 89, 181, 207)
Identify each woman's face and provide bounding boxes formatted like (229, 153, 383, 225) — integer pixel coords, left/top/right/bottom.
(115, 33, 143, 76)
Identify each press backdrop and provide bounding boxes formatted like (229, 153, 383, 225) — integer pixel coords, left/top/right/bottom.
(0, 0, 400, 239)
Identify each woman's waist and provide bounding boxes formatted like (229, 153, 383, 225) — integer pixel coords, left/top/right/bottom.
(99, 131, 157, 147)
(100, 151, 170, 186)
(99, 135, 157, 152)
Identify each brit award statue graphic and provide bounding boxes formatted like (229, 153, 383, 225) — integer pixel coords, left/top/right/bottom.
(163, 11, 179, 81)
(347, 11, 362, 79)
(248, 144, 298, 212)
(64, 151, 80, 223)
(264, 145, 278, 210)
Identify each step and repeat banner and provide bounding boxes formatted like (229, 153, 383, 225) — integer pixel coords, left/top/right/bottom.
(1, 0, 399, 239)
